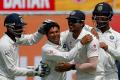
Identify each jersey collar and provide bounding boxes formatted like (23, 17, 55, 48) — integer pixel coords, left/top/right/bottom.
(47, 40, 61, 48)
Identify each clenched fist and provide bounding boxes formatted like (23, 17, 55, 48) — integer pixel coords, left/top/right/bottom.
(100, 42, 108, 51)
(55, 62, 75, 72)
(38, 19, 55, 34)
(80, 34, 93, 45)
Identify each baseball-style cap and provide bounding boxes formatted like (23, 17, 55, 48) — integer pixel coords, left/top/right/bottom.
(4, 13, 27, 27)
(66, 10, 85, 21)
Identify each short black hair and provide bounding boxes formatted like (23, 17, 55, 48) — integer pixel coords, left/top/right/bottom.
(45, 22, 60, 35)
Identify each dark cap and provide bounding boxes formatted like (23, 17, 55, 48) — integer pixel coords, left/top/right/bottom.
(67, 10, 85, 21)
(4, 13, 27, 27)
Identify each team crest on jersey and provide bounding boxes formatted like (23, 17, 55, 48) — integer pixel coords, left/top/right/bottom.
(63, 44, 67, 48)
(110, 35, 114, 40)
(62, 43, 70, 51)
(91, 44, 97, 51)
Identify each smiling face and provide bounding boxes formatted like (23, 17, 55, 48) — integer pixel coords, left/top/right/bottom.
(47, 26, 60, 45)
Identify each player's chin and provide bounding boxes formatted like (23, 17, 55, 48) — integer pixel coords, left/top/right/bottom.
(69, 29, 75, 33)
(54, 39, 60, 44)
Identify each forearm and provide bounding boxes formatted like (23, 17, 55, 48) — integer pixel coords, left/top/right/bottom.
(9, 66, 38, 76)
(107, 47, 120, 61)
(17, 32, 43, 45)
(57, 41, 83, 61)
(75, 56, 98, 72)
(55, 60, 98, 73)
(67, 41, 83, 60)
(75, 62, 97, 72)
(46, 41, 83, 62)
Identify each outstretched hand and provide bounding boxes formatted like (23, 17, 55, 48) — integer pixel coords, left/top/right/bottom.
(55, 62, 75, 72)
(34, 61, 50, 77)
(100, 42, 108, 51)
(38, 19, 55, 34)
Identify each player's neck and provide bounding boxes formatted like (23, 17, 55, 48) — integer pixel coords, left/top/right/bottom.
(99, 26, 110, 33)
(5, 31, 16, 42)
(73, 29, 81, 39)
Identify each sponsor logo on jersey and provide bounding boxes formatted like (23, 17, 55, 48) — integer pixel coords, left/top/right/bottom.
(110, 35, 114, 40)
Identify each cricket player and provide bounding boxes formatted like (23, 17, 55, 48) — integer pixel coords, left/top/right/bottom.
(55, 10, 99, 80)
(92, 2, 120, 80)
(0, 13, 50, 80)
(41, 19, 93, 80)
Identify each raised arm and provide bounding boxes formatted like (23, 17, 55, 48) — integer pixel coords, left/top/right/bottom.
(16, 20, 53, 45)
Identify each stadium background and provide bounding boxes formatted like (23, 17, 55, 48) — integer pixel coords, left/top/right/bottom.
(0, 0, 120, 80)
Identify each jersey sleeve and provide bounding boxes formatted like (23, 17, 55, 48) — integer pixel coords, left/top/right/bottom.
(42, 41, 83, 62)
(107, 33, 120, 61)
(0, 48, 37, 76)
(107, 47, 120, 61)
(107, 34, 120, 61)
(16, 32, 43, 45)
(60, 30, 73, 51)
(8, 66, 37, 76)
(87, 37, 99, 58)
(84, 25, 93, 32)
(60, 30, 69, 45)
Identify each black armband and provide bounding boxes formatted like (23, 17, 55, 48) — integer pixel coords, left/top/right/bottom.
(71, 64, 76, 70)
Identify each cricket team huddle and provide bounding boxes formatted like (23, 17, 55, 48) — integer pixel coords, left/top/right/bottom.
(0, 2, 120, 80)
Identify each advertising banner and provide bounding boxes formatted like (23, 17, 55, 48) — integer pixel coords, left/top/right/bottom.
(114, 1, 120, 10)
(0, 0, 120, 14)
(0, 0, 55, 12)
(55, 0, 113, 11)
